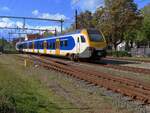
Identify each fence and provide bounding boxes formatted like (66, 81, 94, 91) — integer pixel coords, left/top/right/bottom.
(131, 48, 150, 57)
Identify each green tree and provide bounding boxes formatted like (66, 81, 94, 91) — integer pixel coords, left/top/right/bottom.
(43, 31, 54, 37)
(94, 7, 112, 43)
(0, 38, 9, 48)
(128, 4, 150, 48)
(141, 4, 150, 42)
(63, 10, 95, 33)
(97, 0, 142, 50)
(76, 10, 94, 29)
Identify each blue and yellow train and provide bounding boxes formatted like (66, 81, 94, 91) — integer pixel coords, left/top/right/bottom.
(16, 29, 107, 60)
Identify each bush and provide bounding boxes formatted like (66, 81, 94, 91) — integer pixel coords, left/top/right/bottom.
(107, 51, 131, 57)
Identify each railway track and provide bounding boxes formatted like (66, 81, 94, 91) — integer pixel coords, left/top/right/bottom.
(105, 57, 150, 63)
(33, 55, 150, 75)
(97, 63, 150, 75)
(83, 59, 150, 75)
(23, 55, 150, 104)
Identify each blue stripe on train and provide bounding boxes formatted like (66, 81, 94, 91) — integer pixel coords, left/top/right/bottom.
(32, 36, 75, 50)
(59, 36, 75, 50)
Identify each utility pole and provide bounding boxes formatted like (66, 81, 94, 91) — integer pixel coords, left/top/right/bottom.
(75, 10, 78, 30)
(55, 28, 57, 36)
(8, 32, 11, 51)
(23, 18, 26, 30)
(60, 19, 64, 34)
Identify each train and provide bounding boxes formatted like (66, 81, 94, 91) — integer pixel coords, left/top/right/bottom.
(16, 29, 107, 60)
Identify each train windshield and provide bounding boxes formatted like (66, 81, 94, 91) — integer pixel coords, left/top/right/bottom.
(87, 30, 104, 42)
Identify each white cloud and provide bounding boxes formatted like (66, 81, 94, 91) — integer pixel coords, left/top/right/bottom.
(40, 13, 67, 20)
(0, 18, 13, 27)
(72, 0, 104, 12)
(16, 21, 24, 28)
(32, 10, 39, 16)
(0, 18, 62, 33)
(1, 6, 10, 11)
(0, 18, 25, 28)
(72, 0, 80, 4)
(32, 10, 68, 20)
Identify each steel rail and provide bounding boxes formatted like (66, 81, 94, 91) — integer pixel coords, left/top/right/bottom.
(24, 55, 150, 104)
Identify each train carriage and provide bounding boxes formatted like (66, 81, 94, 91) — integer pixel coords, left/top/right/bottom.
(16, 29, 107, 60)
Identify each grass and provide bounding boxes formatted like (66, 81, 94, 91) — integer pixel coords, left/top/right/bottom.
(0, 54, 75, 113)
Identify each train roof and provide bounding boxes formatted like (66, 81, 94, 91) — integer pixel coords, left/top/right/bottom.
(19, 29, 83, 44)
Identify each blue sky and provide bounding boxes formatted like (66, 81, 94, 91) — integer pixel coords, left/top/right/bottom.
(0, 0, 150, 39)
(0, 0, 149, 17)
(0, 0, 150, 27)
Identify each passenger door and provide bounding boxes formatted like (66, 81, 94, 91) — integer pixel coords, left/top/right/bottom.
(76, 37, 80, 54)
(44, 41, 47, 54)
(32, 41, 34, 53)
(55, 39, 60, 55)
(79, 36, 87, 53)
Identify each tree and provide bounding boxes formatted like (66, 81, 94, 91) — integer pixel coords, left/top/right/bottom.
(141, 4, 150, 42)
(0, 38, 8, 46)
(94, 7, 112, 43)
(97, 0, 142, 50)
(63, 10, 95, 33)
(76, 10, 94, 29)
(43, 31, 54, 37)
(126, 4, 150, 48)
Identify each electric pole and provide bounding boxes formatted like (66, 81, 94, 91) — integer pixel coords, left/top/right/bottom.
(60, 19, 64, 34)
(55, 28, 57, 36)
(75, 10, 78, 30)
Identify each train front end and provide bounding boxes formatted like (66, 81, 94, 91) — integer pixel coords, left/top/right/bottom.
(81, 29, 107, 59)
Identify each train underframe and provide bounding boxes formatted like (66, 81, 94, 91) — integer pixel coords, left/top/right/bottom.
(19, 48, 107, 61)
(68, 49, 107, 61)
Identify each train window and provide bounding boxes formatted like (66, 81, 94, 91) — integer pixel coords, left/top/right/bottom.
(64, 40, 68, 46)
(37, 41, 40, 49)
(87, 30, 104, 42)
(38, 41, 43, 49)
(29, 42, 32, 49)
(81, 36, 86, 43)
(60, 41, 63, 47)
(35, 42, 38, 49)
(26, 43, 28, 49)
(22, 44, 24, 49)
(50, 42, 52, 49)
(47, 42, 50, 49)
(19, 44, 23, 49)
(41, 42, 44, 49)
(25, 43, 27, 49)
(77, 37, 80, 42)
(53, 42, 55, 49)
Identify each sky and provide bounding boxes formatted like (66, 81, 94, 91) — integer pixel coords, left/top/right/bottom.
(0, 0, 150, 39)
